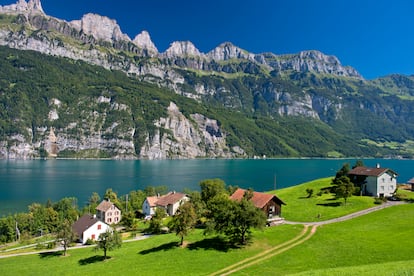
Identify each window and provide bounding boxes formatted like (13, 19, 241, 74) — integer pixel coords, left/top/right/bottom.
(91, 234, 95, 240)
(97, 224, 101, 230)
(108, 218, 112, 223)
(115, 217, 118, 222)
(380, 186, 385, 191)
(108, 212, 112, 216)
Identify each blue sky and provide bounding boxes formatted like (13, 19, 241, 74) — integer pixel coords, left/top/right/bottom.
(2, 0, 414, 79)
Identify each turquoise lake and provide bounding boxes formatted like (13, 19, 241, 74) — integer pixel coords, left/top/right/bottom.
(1, 158, 413, 215)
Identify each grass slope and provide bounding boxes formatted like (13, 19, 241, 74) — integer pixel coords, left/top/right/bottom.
(235, 203, 414, 275)
(272, 177, 376, 222)
(0, 225, 303, 276)
(1, 179, 413, 275)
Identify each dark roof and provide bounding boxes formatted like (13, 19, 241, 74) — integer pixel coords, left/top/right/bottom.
(230, 188, 285, 209)
(348, 166, 398, 177)
(72, 214, 99, 236)
(154, 192, 188, 207)
(96, 200, 118, 212)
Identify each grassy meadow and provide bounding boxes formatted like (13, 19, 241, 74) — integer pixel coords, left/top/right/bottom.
(0, 178, 413, 275)
(272, 177, 377, 222)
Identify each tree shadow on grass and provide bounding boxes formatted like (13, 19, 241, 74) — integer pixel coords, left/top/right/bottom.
(39, 251, 63, 259)
(187, 236, 239, 252)
(317, 202, 342, 207)
(138, 242, 178, 255)
(78, 255, 108, 265)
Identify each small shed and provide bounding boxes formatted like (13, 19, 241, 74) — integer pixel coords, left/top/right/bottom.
(230, 188, 286, 219)
(408, 177, 414, 191)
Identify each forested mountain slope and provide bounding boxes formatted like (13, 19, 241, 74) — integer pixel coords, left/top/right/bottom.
(1, 0, 413, 159)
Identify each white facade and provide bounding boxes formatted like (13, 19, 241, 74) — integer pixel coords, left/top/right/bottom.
(142, 199, 155, 216)
(81, 221, 111, 244)
(364, 172, 397, 197)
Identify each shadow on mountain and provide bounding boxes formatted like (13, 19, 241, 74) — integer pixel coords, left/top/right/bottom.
(138, 241, 177, 255)
(78, 255, 107, 265)
(187, 236, 238, 252)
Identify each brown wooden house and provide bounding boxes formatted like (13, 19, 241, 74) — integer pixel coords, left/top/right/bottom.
(408, 177, 414, 191)
(230, 188, 286, 219)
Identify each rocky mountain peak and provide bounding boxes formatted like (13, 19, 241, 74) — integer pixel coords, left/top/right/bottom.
(132, 31, 158, 56)
(70, 13, 130, 43)
(163, 41, 202, 58)
(0, 0, 44, 15)
(207, 42, 254, 61)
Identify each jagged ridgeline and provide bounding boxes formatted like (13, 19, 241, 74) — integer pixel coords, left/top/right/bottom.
(1, 0, 414, 159)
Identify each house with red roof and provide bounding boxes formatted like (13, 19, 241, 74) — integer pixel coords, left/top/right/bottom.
(230, 188, 286, 220)
(348, 165, 398, 197)
(72, 214, 111, 244)
(96, 199, 122, 224)
(142, 191, 189, 217)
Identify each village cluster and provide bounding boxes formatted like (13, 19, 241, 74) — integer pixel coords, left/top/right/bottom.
(72, 163, 412, 245)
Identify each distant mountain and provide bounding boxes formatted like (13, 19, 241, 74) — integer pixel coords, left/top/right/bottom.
(0, 0, 413, 159)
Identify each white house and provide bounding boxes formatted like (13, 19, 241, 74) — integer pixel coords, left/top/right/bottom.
(142, 192, 189, 216)
(348, 166, 398, 197)
(72, 214, 111, 244)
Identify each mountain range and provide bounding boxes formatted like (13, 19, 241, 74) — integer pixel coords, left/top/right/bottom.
(1, 0, 413, 159)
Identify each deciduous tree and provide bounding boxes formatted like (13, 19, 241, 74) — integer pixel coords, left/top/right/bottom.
(168, 202, 197, 246)
(95, 229, 122, 259)
(56, 218, 76, 256)
(333, 175, 355, 205)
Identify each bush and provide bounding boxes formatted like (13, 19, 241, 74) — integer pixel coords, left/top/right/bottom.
(374, 197, 387, 205)
(85, 238, 95, 245)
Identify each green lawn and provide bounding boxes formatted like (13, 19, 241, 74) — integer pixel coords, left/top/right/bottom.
(1, 179, 413, 275)
(0, 225, 304, 276)
(234, 203, 414, 275)
(272, 177, 377, 222)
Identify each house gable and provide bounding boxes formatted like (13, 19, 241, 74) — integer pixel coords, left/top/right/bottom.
(142, 192, 189, 216)
(348, 166, 398, 197)
(95, 199, 122, 224)
(72, 214, 111, 244)
(230, 188, 285, 218)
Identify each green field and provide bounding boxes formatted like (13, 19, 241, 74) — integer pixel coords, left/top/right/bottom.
(273, 177, 377, 222)
(1, 179, 413, 275)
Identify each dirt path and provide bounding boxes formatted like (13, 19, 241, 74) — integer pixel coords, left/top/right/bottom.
(209, 225, 317, 276)
(210, 201, 405, 276)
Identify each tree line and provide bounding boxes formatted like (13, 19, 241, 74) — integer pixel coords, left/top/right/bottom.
(0, 179, 266, 247)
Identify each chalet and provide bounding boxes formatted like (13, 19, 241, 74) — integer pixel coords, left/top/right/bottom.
(348, 165, 398, 197)
(72, 214, 111, 244)
(408, 177, 414, 191)
(96, 199, 122, 224)
(230, 188, 286, 220)
(142, 191, 189, 217)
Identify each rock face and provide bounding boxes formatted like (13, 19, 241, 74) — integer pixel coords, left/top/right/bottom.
(140, 102, 243, 159)
(0, 0, 365, 159)
(70, 13, 130, 43)
(133, 31, 158, 56)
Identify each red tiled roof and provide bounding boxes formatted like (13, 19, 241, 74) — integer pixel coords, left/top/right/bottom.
(72, 214, 99, 236)
(348, 166, 398, 177)
(230, 188, 285, 209)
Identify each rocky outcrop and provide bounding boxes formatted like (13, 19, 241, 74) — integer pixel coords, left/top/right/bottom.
(70, 13, 130, 43)
(140, 102, 244, 159)
(0, 0, 43, 15)
(133, 31, 158, 56)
